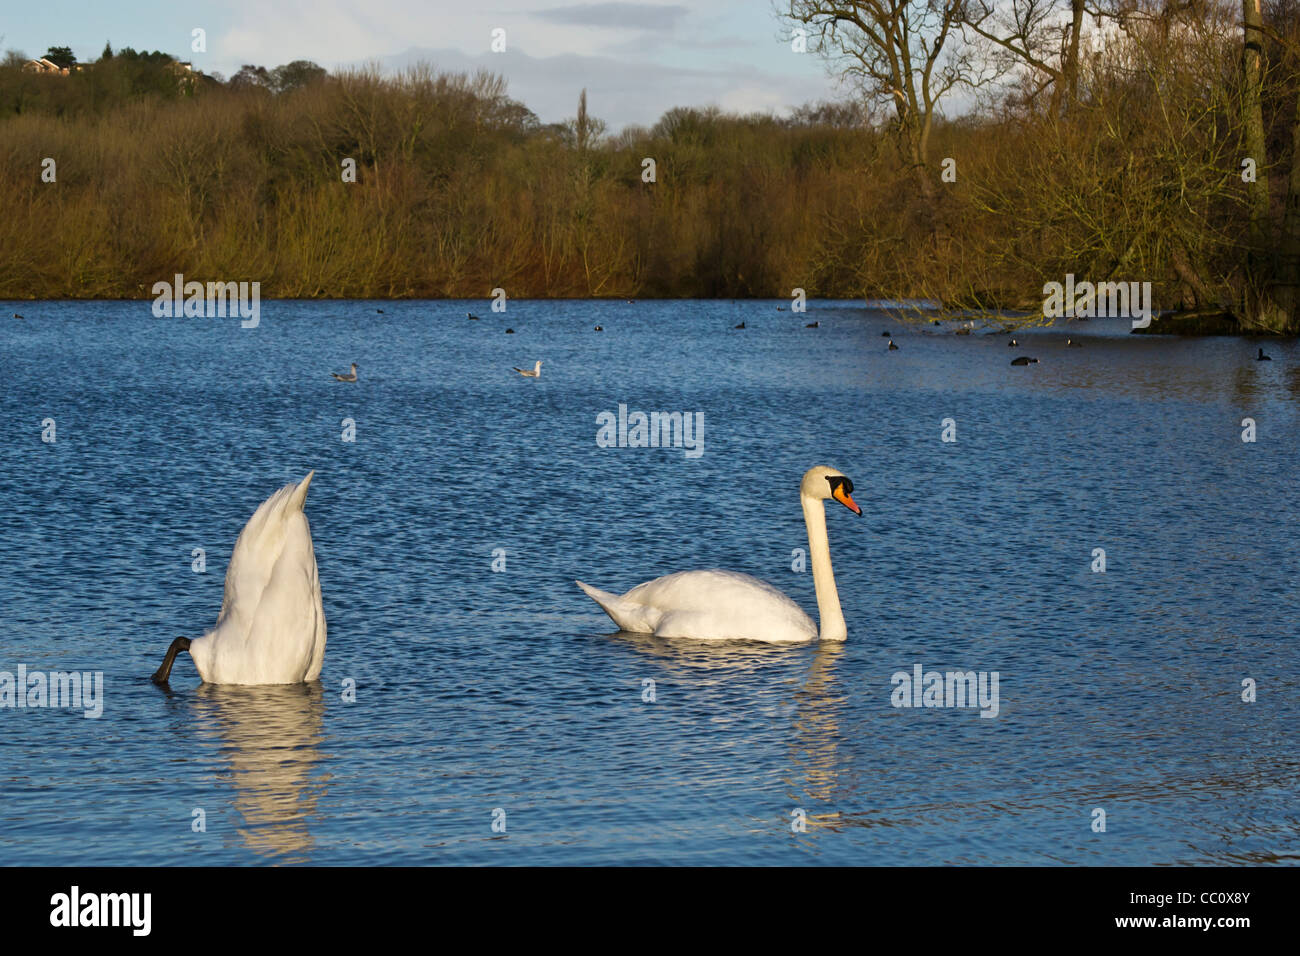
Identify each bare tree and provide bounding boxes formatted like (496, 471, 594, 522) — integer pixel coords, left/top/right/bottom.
(960, 0, 1089, 114)
(784, 0, 989, 202)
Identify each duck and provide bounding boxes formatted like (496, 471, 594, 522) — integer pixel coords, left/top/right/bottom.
(594, 326, 603, 332)
(151, 473, 326, 685)
(1008, 338, 1018, 347)
(1067, 338, 1082, 347)
(887, 339, 899, 351)
(576, 466, 861, 642)
(734, 322, 746, 329)
(1258, 347, 1272, 361)
(505, 328, 515, 334)
(805, 321, 819, 328)
(468, 312, 481, 320)
(331, 363, 358, 382)
(1011, 356, 1039, 365)
(513, 360, 542, 377)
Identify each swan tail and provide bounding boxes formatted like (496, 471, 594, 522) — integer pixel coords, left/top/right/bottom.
(575, 580, 656, 633)
(288, 470, 314, 512)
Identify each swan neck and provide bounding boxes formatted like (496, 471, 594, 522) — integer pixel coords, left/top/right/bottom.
(801, 493, 845, 641)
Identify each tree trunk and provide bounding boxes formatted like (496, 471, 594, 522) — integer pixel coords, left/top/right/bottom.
(1062, 0, 1085, 114)
(1271, 74, 1300, 331)
(1241, 0, 1288, 329)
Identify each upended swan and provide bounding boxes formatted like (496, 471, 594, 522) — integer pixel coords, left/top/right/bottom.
(152, 472, 326, 685)
(576, 466, 861, 642)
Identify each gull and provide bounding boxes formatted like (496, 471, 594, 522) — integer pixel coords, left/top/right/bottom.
(331, 363, 358, 382)
(513, 360, 542, 377)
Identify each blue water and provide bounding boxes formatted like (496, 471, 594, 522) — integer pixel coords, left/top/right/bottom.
(0, 299, 1296, 865)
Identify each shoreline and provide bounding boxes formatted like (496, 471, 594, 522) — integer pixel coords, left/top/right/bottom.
(3, 296, 1293, 337)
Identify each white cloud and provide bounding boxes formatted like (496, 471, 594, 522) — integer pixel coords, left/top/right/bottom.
(205, 0, 839, 128)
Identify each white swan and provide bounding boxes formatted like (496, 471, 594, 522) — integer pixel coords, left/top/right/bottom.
(513, 360, 542, 377)
(331, 363, 358, 382)
(576, 465, 860, 642)
(152, 472, 327, 685)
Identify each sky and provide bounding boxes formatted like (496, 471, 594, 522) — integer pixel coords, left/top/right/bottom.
(1, 0, 848, 130)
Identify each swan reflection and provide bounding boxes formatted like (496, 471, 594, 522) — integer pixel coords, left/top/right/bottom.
(604, 629, 806, 673)
(789, 641, 847, 815)
(191, 682, 329, 863)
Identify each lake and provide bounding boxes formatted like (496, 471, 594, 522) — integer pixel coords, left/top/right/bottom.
(0, 299, 1296, 865)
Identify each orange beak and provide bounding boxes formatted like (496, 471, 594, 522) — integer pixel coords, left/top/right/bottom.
(832, 484, 862, 515)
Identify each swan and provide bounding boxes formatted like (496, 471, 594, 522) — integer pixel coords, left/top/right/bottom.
(513, 360, 542, 377)
(152, 472, 326, 685)
(331, 363, 358, 382)
(576, 466, 861, 642)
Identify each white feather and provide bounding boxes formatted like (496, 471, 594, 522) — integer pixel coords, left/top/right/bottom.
(188, 472, 327, 684)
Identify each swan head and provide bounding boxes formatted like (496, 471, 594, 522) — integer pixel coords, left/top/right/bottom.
(801, 466, 862, 515)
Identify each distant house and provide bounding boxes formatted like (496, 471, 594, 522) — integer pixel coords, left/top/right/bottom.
(23, 58, 67, 75)
(22, 58, 86, 75)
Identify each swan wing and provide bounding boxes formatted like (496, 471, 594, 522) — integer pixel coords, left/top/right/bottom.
(578, 570, 816, 642)
(238, 513, 325, 682)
